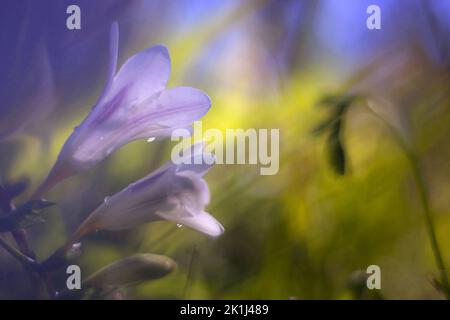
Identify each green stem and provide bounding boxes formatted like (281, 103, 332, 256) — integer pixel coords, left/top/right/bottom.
(183, 245, 197, 299)
(407, 151, 450, 298)
(364, 103, 450, 298)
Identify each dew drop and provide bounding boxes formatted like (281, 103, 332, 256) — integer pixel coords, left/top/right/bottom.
(104, 196, 110, 203)
(106, 147, 114, 155)
(176, 224, 183, 228)
(147, 137, 156, 142)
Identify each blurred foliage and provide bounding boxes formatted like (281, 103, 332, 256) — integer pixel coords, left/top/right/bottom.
(1, 0, 450, 299)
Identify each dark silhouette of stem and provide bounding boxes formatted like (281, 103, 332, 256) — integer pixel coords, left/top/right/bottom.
(366, 104, 450, 299)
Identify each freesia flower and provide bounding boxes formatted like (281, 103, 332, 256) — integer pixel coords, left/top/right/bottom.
(33, 22, 211, 198)
(66, 144, 223, 246)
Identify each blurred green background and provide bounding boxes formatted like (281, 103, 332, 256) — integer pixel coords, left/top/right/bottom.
(1, 0, 450, 299)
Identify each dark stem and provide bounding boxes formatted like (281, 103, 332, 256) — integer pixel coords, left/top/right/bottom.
(365, 104, 450, 299)
(183, 245, 197, 299)
(1, 198, 54, 298)
(407, 151, 450, 298)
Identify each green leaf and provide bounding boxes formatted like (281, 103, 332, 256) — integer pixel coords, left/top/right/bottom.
(317, 94, 357, 108)
(84, 254, 177, 288)
(314, 94, 355, 174)
(326, 120, 346, 175)
(311, 117, 340, 136)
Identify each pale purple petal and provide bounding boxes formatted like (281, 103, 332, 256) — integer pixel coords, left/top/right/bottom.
(96, 21, 119, 106)
(79, 147, 221, 237)
(128, 143, 214, 193)
(121, 86, 211, 142)
(104, 45, 171, 106)
(151, 86, 211, 128)
(51, 23, 212, 177)
(171, 210, 224, 237)
(174, 171, 211, 207)
(174, 142, 215, 176)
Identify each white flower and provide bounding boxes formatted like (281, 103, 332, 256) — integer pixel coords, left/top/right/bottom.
(33, 22, 211, 198)
(70, 144, 223, 241)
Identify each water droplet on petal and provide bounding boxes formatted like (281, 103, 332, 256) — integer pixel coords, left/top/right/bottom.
(106, 147, 114, 155)
(176, 224, 183, 228)
(147, 137, 156, 142)
(104, 196, 110, 203)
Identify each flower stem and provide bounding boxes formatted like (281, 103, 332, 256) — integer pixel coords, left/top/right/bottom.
(183, 245, 197, 299)
(31, 161, 75, 200)
(364, 103, 450, 298)
(407, 151, 450, 299)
